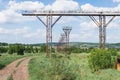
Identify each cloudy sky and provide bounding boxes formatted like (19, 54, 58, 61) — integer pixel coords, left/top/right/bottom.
(0, 0, 120, 44)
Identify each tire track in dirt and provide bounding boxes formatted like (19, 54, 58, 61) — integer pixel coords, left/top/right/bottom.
(13, 58, 32, 80)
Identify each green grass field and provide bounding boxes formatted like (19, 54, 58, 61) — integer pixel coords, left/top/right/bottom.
(0, 54, 24, 70)
(29, 53, 120, 80)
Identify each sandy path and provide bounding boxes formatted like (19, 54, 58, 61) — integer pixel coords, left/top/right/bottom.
(0, 57, 32, 80)
(13, 58, 31, 80)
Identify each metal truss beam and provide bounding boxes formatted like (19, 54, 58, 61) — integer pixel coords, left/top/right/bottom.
(105, 16, 116, 27)
(52, 16, 62, 27)
(89, 16, 100, 27)
(36, 16, 46, 26)
(22, 11, 120, 16)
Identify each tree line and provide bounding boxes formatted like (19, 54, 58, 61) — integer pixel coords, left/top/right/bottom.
(0, 44, 49, 55)
(0, 42, 120, 55)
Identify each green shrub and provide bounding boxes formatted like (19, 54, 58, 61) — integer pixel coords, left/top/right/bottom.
(88, 49, 118, 72)
(50, 53, 77, 80)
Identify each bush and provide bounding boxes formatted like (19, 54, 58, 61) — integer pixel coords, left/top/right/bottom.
(88, 49, 118, 72)
(40, 44, 46, 52)
(50, 53, 77, 80)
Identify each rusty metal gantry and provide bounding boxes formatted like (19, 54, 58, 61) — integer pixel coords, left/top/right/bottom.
(22, 11, 120, 56)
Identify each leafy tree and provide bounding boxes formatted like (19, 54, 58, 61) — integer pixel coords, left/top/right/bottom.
(8, 44, 25, 55)
(40, 44, 46, 52)
(25, 46, 33, 53)
(34, 47, 40, 53)
(0, 47, 8, 53)
(8, 45, 15, 54)
(15, 44, 25, 55)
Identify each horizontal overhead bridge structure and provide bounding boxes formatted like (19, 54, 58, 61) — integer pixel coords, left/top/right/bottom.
(22, 11, 120, 57)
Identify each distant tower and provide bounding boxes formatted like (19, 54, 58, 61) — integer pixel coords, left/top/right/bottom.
(63, 26, 72, 48)
(57, 33, 66, 52)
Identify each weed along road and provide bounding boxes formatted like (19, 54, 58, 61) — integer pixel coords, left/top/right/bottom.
(0, 57, 32, 80)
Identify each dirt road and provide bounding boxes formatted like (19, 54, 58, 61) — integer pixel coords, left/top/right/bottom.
(0, 57, 32, 80)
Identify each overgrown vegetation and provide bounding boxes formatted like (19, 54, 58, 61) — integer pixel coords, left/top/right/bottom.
(29, 53, 120, 80)
(88, 49, 118, 72)
(0, 55, 25, 70)
(29, 54, 80, 80)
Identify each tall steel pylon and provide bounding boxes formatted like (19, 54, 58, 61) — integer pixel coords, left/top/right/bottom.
(36, 15, 62, 57)
(63, 26, 72, 48)
(89, 15, 115, 49)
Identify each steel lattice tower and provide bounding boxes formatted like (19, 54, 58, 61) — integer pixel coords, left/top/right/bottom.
(63, 26, 72, 48)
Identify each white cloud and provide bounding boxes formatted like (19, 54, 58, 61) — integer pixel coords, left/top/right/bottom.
(113, 0, 120, 2)
(0, 1, 45, 24)
(23, 29, 45, 38)
(0, 9, 34, 23)
(70, 33, 80, 41)
(0, 0, 79, 24)
(0, 27, 46, 38)
(59, 16, 79, 24)
(0, 27, 29, 35)
(0, 27, 46, 43)
(81, 3, 120, 12)
(50, 0, 79, 11)
(8, 1, 44, 11)
(80, 21, 97, 31)
(7, 0, 79, 11)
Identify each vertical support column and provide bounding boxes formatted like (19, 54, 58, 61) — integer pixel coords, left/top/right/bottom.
(98, 16, 106, 49)
(103, 16, 106, 49)
(36, 16, 62, 57)
(99, 15, 103, 48)
(46, 15, 52, 57)
(90, 16, 106, 49)
(90, 15, 115, 49)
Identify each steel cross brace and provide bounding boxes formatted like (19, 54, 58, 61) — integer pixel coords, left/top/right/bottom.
(89, 16, 115, 49)
(36, 16, 62, 57)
